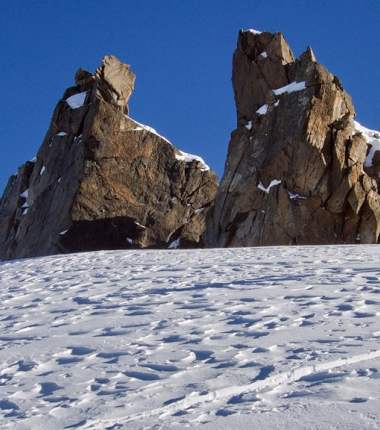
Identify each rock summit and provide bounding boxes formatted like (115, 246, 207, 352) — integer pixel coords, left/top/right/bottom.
(0, 56, 218, 260)
(205, 30, 380, 247)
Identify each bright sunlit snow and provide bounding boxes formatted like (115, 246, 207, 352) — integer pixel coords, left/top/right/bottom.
(273, 81, 306, 96)
(65, 92, 87, 109)
(1, 246, 379, 428)
(132, 120, 172, 144)
(256, 104, 269, 115)
(355, 121, 380, 167)
(175, 151, 210, 171)
(248, 29, 262, 35)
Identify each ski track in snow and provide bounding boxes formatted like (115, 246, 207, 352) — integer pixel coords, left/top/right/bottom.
(0, 245, 380, 429)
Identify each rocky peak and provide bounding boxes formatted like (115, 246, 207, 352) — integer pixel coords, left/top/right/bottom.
(94, 55, 136, 114)
(233, 30, 354, 128)
(205, 29, 380, 247)
(0, 56, 218, 260)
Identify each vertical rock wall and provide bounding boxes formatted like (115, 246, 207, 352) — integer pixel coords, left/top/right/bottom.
(205, 30, 380, 247)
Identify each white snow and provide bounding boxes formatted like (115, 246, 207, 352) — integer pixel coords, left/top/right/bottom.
(40, 166, 45, 175)
(126, 238, 133, 244)
(254, 82, 306, 115)
(0, 245, 380, 428)
(65, 91, 87, 109)
(168, 238, 180, 249)
(132, 119, 208, 172)
(58, 230, 68, 235)
(29, 157, 37, 163)
(19, 189, 28, 198)
(132, 121, 172, 144)
(256, 104, 269, 115)
(175, 151, 210, 171)
(245, 121, 252, 130)
(273, 81, 307, 96)
(288, 190, 308, 200)
(355, 120, 380, 167)
(248, 29, 262, 35)
(261, 51, 268, 58)
(258, 179, 281, 193)
(56, 131, 67, 136)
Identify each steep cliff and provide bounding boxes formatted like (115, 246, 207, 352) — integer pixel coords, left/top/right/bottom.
(0, 56, 218, 260)
(205, 30, 380, 247)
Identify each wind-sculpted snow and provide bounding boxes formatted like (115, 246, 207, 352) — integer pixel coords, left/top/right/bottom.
(0, 246, 380, 429)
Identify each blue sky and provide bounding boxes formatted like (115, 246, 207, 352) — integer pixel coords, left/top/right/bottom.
(0, 0, 379, 191)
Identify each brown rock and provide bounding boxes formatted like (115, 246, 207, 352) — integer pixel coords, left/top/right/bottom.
(300, 46, 317, 62)
(0, 56, 218, 260)
(94, 55, 136, 115)
(75, 68, 94, 86)
(205, 30, 380, 247)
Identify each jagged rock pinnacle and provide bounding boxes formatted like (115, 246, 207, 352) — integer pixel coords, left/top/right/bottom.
(0, 56, 218, 260)
(205, 30, 380, 247)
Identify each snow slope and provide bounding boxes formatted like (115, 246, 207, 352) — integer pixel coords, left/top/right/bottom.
(0, 246, 380, 429)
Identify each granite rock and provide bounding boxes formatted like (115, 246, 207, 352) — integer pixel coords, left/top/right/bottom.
(205, 30, 380, 247)
(0, 56, 218, 260)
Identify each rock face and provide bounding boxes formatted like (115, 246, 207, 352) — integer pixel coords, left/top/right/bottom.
(205, 30, 380, 247)
(0, 56, 218, 260)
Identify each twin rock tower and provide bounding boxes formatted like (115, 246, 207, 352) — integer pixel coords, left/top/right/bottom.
(1, 30, 380, 260)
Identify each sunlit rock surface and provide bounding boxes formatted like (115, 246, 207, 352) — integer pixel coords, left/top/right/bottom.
(205, 30, 380, 247)
(0, 56, 218, 260)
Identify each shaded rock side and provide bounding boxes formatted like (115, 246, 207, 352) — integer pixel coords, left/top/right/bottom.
(205, 30, 380, 247)
(0, 56, 218, 260)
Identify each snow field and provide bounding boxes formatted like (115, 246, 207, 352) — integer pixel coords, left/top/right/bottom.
(0, 245, 379, 429)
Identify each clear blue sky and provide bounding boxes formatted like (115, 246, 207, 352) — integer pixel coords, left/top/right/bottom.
(0, 0, 379, 191)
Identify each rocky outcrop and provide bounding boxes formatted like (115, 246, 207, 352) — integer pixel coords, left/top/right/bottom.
(0, 56, 218, 260)
(205, 30, 380, 247)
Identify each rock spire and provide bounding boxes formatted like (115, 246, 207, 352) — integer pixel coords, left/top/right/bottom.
(0, 56, 218, 260)
(205, 30, 380, 247)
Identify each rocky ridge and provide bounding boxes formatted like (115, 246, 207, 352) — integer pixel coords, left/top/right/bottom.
(0, 56, 218, 260)
(205, 30, 380, 247)
(1, 31, 380, 261)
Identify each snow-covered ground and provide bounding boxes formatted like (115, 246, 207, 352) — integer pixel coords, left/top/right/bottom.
(0, 245, 380, 429)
